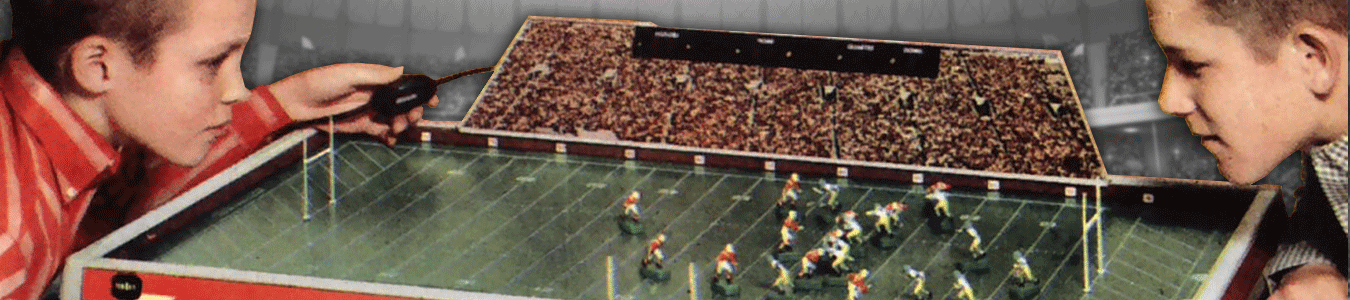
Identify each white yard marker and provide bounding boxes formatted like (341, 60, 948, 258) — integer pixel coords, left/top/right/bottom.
(764, 160, 776, 171)
(912, 173, 924, 184)
(694, 155, 706, 165)
(624, 149, 636, 159)
(836, 167, 849, 178)
(555, 142, 567, 153)
(488, 137, 499, 148)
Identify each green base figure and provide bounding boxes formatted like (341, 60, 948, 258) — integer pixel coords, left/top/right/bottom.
(823, 276, 849, 288)
(618, 217, 644, 235)
(903, 290, 932, 300)
(874, 233, 903, 249)
(793, 278, 823, 292)
(640, 265, 670, 282)
(927, 216, 956, 234)
(712, 282, 741, 298)
(955, 255, 990, 275)
(775, 252, 802, 264)
(1008, 283, 1040, 300)
(764, 293, 794, 300)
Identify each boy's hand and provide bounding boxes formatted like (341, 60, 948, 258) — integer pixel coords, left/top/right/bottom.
(269, 63, 439, 146)
(1269, 264, 1348, 300)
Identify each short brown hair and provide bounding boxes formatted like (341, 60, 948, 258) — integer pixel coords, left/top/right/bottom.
(1198, 0, 1348, 63)
(10, 0, 183, 93)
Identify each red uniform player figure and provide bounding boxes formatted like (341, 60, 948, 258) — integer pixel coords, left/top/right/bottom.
(643, 234, 666, 269)
(925, 182, 952, 218)
(798, 248, 824, 278)
(847, 269, 871, 300)
(623, 191, 642, 222)
(778, 173, 802, 210)
(618, 191, 645, 234)
(714, 244, 739, 284)
(778, 210, 802, 253)
(641, 233, 671, 281)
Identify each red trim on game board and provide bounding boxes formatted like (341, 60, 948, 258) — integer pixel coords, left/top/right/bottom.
(83, 269, 414, 300)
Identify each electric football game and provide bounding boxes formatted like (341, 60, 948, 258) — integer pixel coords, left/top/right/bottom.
(63, 17, 1284, 300)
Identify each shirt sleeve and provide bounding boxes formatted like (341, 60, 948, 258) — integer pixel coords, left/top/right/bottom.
(123, 86, 294, 220)
(1263, 240, 1336, 291)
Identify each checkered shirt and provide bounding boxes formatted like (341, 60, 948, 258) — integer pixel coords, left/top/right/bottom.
(1263, 135, 1348, 289)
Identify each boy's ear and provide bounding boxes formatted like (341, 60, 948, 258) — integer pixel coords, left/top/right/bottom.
(67, 36, 119, 95)
(1289, 23, 1342, 98)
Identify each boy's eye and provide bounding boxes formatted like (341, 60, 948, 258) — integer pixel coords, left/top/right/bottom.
(1176, 59, 1207, 76)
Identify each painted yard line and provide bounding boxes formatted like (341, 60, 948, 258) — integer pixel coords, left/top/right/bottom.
(590, 178, 766, 299)
(1111, 257, 1181, 291)
(1137, 224, 1201, 252)
(261, 155, 546, 272)
(457, 165, 628, 283)
(492, 169, 665, 291)
(411, 163, 594, 284)
(1174, 232, 1217, 297)
(516, 172, 709, 293)
(353, 157, 549, 277)
(984, 204, 1071, 300)
(624, 177, 789, 300)
(838, 188, 938, 299)
(925, 196, 995, 300)
(1127, 229, 1197, 265)
(725, 184, 860, 289)
(233, 148, 496, 268)
(327, 153, 491, 278)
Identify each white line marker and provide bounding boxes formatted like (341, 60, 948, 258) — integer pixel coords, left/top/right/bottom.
(732, 195, 751, 201)
(447, 169, 466, 175)
(1039, 221, 1057, 228)
(658, 189, 679, 195)
(587, 183, 608, 189)
(516, 176, 537, 183)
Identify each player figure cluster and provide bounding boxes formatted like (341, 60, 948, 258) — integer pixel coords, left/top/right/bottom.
(616, 173, 1042, 300)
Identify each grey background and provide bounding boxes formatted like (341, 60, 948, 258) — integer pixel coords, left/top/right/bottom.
(0, 0, 1302, 196)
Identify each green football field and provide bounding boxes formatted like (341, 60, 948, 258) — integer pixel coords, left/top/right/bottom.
(140, 139, 1229, 300)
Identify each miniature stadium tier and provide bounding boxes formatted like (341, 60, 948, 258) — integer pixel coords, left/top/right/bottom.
(834, 72, 925, 164)
(757, 67, 835, 158)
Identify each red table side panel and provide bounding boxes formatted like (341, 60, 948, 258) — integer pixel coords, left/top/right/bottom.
(83, 269, 414, 300)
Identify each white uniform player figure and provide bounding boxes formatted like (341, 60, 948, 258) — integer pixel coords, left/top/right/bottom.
(962, 221, 984, 257)
(1011, 250, 1038, 285)
(837, 210, 864, 244)
(819, 181, 841, 212)
(951, 271, 976, 300)
(904, 265, 930, 299)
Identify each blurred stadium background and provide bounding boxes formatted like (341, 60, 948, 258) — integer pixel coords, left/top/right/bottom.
(0, 0, 1301, 198)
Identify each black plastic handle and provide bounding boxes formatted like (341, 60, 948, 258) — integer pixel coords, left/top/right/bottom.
(370, 74, 436, 117)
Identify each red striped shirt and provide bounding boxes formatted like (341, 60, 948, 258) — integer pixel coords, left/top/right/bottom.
(0, 46, 292, 299)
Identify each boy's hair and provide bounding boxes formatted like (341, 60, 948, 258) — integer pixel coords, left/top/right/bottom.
(1198, 0, 1348, 63)
(10, 0, 183, 93)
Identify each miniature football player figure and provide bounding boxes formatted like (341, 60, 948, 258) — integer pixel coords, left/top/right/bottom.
(846, 269, 870, 300)
(778, 173, 802, 210)
(962, 221, 985, 257)
(904, 266, 931, 300)
(1010, 250, 1037, 286)
(643, 234, 666, 269)
(837, 210, 864, 244)
(819, 181, 842, 213)
(826, 230, 853, 272)
(778, 210, 802, 253)
(925, 182, 952, 218)
(769, 257, 794, 295)
(951, 271, 976, 300)
(867, 202, 907, 236)
(714, 244, 739, 284)
(623, 191, 642, 222)
(799, 248, 825, 278)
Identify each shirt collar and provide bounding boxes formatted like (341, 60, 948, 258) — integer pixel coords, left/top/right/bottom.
(1309, 134, 1348, 232)
(2, 46, 120, 195)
